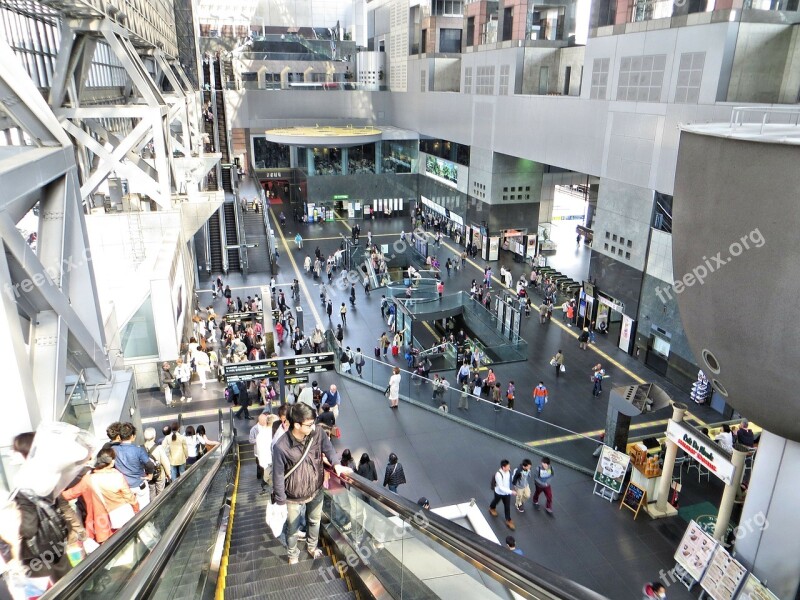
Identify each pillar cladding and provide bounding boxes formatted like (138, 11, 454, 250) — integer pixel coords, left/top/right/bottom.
(734, 431, 800, 599)
(672, 130, 800, 442)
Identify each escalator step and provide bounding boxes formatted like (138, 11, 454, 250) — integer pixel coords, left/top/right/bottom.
(225, 556, 330, 586)
(229, 538, 284, 555)
(224, 577, 349, 600)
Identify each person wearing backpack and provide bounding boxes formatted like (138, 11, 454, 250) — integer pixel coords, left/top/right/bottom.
(143, 427, 170, 498)
(15, 489, 73, 581)
(488, 459, 517, 530)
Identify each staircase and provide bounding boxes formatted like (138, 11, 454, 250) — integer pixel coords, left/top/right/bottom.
(240, 208, 270, 274)
(223, 202, 241, 272)
(221, 442, 355, 600)
(208, 209, 224, 274)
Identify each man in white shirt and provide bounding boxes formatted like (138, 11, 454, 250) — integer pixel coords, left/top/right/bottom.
(488, 459, 517, 531)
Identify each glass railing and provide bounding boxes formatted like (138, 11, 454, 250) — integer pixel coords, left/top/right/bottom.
(322, 469, 608, 600)
(333, 353, 601, 474)
(43, 410, 235, 600)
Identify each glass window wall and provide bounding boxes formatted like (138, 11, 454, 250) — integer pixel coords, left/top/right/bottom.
(382, 140, 418, 174)
(314, 147, 342, 175)
(253, 137, 290, 168)
(348, 144, 376, 174)
(120, 296, 158, 359)
(419, 138, 470, 166)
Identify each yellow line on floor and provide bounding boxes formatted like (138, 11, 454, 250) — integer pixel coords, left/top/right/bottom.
(434, 234, 646, 385)
(297, 233, 400, 242)
(141, 404, 264, 425)
(271, 208, 323, 328)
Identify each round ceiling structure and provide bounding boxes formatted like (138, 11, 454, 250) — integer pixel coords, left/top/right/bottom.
(264, 125, 382, 147)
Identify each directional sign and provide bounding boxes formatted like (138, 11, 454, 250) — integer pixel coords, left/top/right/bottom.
(223, 360, 279, 382)
(285, 376, 310, 385)
(282, 352, 335, 367)
(286, 364, 335, 376)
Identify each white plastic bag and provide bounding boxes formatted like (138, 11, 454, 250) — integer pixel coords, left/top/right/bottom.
(266, 499, 288, 538)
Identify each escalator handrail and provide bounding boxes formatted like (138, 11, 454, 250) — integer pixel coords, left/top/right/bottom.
(116, 436, 235, 600)
(43, 410, 233, 599)
(331, 469, 608, 600)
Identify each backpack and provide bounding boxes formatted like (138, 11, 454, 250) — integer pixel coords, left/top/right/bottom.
(145, 443, 161, 483)
(16, 491, 69, 560)
(490, 470, 499, 491)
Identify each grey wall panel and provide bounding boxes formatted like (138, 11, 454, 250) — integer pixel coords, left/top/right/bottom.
(638, 273, 695, 365)
(588, 250, 644, 318)
(672, 131, 800, 442)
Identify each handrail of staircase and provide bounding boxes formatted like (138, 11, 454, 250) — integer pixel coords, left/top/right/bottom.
(219, 205, 229, 274)
(233, 192, 248, 274)
(330, 469, 609, 600)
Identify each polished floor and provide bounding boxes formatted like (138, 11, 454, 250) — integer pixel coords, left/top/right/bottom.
(148, 181, 737, 599)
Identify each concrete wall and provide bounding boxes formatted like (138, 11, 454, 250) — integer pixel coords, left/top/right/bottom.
(726, 22, 799, 103)
(521, 47, 561, 94)
(591, 178, 653, 272)
(489, 152, 544, 205)
(433, 57, 462, 92)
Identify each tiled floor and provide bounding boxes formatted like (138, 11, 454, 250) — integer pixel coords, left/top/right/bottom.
(146, 180, 734, 599)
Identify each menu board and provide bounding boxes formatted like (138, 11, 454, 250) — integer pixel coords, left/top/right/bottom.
(700, 545, 747, 600)
(674, 520, 717, 580)
(736, 574, 779, 600)
(594, 446, 630, 493)
(620, 482, 646, 518)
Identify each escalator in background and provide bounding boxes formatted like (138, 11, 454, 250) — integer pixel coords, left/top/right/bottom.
(212, 58, 233, 194)
(223, 201, 241, 272)
(208, 209, 224, 274)
(45, 409, 607, 600)
(240, 205, 270, 274)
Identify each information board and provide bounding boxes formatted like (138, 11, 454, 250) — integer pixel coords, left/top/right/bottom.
(620, 482, 646, 518)
(736, 574, 779, 600)
(222, 352, 335, 382)
(700, 545, 747, 600)
(674, 520, 718, 581)
(594, 445, 630, 494)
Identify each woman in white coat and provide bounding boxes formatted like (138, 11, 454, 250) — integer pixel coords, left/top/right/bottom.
(387, 367, 402, 409)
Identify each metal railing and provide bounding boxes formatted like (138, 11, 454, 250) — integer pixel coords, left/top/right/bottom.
(729, 105, 800, 134)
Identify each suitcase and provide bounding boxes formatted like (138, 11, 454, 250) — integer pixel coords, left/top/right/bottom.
(392, 345, 399, 357)
(374, 347, 381, 358)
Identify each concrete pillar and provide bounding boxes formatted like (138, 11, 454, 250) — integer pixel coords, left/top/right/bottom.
(342, 147, 349, 175)
(261, 285, 275, 357)
(375, 141, 382, 174)
(306, 148, 315, 177)
(734, 431, 800, 599)
(714, 444, 747, 542)
(646, 402, 686, 518)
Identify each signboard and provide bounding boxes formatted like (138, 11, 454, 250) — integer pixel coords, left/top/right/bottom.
(284, 376, 309, 385)
(619, 314, 634, 352)
(424, 155, 458, 187)
(674, 520, 717, 581)
(281, 353, 335, 367)
(222, 353, 335, 382)
(736, 574, 779, 600)
(593, 446, 630, 494)
(620, 482, 646, 519)
(700, 545, 747, 600)
(666, 420, 735, 485)
(597, 293, 625, 314)
(223, 360, 279, 382)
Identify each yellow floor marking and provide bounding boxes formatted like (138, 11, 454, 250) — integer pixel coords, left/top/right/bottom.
(296, 233, 400, 242)
(524, 416, 706, 447)
(270, 208, 324, 328)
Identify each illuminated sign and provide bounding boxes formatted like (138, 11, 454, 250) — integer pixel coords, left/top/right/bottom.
(666, 421, 735, 485)
(425, 155, 458, 187)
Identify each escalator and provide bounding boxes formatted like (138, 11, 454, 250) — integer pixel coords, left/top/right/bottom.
(208, 208, 224, 274)
(44, 409, 606, 600)
(223, 201, 241, 272)
(212, 59, 233, 194)
(221, 442, 355, 599)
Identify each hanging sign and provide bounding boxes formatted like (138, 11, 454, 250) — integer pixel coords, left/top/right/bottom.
(666, 421, 735, 485)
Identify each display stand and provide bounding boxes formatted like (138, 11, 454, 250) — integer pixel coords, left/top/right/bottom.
(673, 563, 699, 592)
(691, 370, 710, 404)
(592, 482, 616, 502)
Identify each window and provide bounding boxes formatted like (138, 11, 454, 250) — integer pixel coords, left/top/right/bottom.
(674, 52, 705, 104)
(433, 0, 463, 15)
(625, 252, 631, 259)
(420, 70, 427, 92)
(538, 66, 549, 95)
(502, 7, 513, 41)
(612, 234, 618, 242)
(590, 58, 609, 99)
(439, 29, 462, 53)
(464, 67, 472, 94)
(616, 54, 666, 102)
(466, 17, 475, 47)
(604, 243, 609, 250)
(476, 65, 495, 95)
(499, 64, 510, 95)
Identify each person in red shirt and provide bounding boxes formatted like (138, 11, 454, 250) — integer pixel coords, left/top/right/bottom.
(533, 382, 548, 415)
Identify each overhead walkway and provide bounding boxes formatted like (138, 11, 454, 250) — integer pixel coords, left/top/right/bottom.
(44, 410, 606, 600)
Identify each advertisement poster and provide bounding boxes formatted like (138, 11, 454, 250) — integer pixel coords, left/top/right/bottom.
(593, 446, 630, 493)
(488, 236, 500, 261)
(619, 314, 634, 352)
(674, 520, 717, 581)
(736, 574, 779, 600)
(700, 545, 747, 600)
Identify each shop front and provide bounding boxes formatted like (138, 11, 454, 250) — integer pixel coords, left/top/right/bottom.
(500, 229, 535, 264)
(594, 291, 636, 355)
(418, 196, 466, 244)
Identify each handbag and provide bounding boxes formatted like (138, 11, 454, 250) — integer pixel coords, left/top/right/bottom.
(384, 385, 391, 397)
(560, 364, 566, 373)
(265, 434, 315, 538)
(332, 426, 342, 439)
(549, 358, 557, 367)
